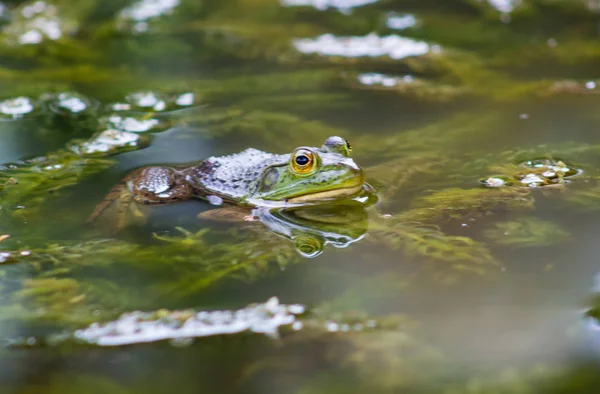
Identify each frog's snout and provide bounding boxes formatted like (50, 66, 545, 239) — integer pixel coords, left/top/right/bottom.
(336, 160, 365, 185)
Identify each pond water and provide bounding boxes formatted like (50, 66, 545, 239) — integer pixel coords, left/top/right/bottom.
(1, 0, 600, 392)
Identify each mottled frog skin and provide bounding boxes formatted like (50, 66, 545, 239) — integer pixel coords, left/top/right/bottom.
(88, 136, 366, 225)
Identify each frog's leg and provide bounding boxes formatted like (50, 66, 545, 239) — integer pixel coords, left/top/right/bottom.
(86, 181, 129, 224)
(197, 206, 256, 222)
(87, 167, 192, 231)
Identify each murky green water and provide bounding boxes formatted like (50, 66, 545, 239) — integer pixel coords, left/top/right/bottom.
(2, 0, 600, 392)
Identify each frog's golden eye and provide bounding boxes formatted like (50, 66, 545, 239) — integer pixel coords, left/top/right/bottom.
(291, 149, 317, 174)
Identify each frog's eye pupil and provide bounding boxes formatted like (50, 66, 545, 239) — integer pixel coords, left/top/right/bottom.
(291, 150, 316, 174)
(295, 155, 310, 166)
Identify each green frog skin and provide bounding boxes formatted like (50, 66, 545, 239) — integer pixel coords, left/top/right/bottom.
(88, 136, 366, 224)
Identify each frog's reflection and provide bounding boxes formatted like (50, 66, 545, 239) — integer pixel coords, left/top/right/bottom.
(256, 202, 369, 258)
(199, 200, 370, 258)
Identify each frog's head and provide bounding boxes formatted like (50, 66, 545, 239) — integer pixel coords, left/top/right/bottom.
(251, 136, 365, 203)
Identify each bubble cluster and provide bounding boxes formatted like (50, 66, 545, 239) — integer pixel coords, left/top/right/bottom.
(113, 91, 168, 112)
(0, 249, 32, 263)
(72, 129, 149, 156)
(0, 90, 198, 163)
(488, 0, 516, 14)
(0, 97, 36, 119)
(0, 90, 200, 122)
(480, 176, 508, 188)
(173, 92, 196, 107)
(0, 236, 32, 264)
(45, 92, 98, 116)
(481, 159, 582, 189)
(118, 0, 180, 33)
(386, 13, 418, 30)
(102, 114, 165, 133)
(281, 0, 378, 13)
(3, 1, 76, 45)
(111, 91, 200, 113)
(358, 72, 414, 87)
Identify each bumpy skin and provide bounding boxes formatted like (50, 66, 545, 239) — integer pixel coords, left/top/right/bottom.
(88, 136, 364, 224)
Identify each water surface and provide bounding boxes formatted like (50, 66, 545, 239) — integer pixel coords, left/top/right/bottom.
(1, 0, 600, 393)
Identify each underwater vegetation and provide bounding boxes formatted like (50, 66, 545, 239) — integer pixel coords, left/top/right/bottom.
(0, 0, 600, 393)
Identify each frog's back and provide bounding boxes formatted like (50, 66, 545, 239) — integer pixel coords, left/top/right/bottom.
(183, 148, 287, 201)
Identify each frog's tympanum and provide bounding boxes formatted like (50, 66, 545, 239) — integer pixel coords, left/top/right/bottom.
(88, 136, 369, 228)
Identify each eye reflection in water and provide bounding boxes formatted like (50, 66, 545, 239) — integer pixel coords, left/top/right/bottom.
(255, 202, 370, 258)
(199, 199, 372, 259)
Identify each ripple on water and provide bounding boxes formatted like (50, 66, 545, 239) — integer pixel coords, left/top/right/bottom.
(0, 96, 37, 120)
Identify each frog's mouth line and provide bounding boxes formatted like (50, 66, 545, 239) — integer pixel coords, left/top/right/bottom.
(286, 183, 364, 203)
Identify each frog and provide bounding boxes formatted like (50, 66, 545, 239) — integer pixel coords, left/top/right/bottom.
(88, 136, 370, 230)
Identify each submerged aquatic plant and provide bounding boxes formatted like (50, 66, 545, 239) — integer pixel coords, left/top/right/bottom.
(368, 219, 499, 277)
(1, 2, 600, 393)
(483, 217, 571, 248)
(398, 187, 534, 223)
(0, 150, 113, 220)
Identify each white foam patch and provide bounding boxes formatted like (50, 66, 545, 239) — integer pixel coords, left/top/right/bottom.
(294, 33, 431, 59)
(281, 0, 378, 13)
(73, 297, 305, 346)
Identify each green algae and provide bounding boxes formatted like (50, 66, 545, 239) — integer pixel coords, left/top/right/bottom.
(0, 0, 593, 314)
(399, 187, 534, 223)
(187, 109, 351, 145)
(0, 0, 599, 393)
(0, 150, 113, 220)
(483, 217, 571, 248)
(368, 219, 499, 279)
